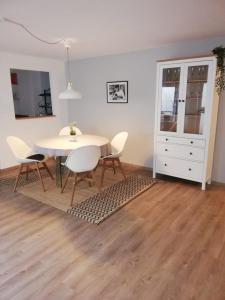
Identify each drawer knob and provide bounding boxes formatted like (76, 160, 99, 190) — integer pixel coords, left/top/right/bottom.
(164, 163, 167, 166)
(165, 149, 168, 152)
(165, 138, 168, 141)
(188, 168, 192, 171)
(190, 152, 193, 155)
(190, 141, 194, 144)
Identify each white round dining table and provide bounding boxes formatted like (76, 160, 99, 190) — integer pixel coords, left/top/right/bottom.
(34, 134, 110, 187)
(33, 134, 110, 157)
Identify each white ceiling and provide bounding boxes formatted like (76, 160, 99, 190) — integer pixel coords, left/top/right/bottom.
(0, 0, 225, 60)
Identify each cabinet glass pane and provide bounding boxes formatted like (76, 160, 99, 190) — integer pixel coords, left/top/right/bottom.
(160, 67, 180, 132)
(184, 65, 208, 135)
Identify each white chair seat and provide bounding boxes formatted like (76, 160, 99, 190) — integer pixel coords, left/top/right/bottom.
(100, 152, 119, 159)
(61, 145, 101, 206)
(100, 131, 128, 187)
(6, 136, 54, 192)
(18, 153, 48, 164)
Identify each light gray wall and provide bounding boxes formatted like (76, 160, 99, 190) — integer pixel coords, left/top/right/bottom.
(68, 36, 225, 182)
(0, 51, 67, 169)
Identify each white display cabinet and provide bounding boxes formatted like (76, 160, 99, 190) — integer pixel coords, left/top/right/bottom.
(153, 56, 219, 190)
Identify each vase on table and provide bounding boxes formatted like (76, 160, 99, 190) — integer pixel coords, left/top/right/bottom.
(69, 122, 77, 141)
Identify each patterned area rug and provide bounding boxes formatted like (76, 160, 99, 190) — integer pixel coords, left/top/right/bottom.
(0, 170, 48, 191)
(67, 174, 157, 224)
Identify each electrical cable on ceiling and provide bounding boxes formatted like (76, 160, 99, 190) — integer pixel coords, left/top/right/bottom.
(1, 17, 64, 45)
(1, 16, 81, 100)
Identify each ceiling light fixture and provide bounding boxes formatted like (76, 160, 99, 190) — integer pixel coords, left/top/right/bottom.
(0, 17, 82, 100)
(59, 42, 82, 100)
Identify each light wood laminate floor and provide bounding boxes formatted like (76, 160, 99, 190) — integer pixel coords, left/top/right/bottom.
(1, 165, 225, 300)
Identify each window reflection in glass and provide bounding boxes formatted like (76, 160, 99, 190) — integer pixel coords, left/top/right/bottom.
(184, 65, 208, 134)
(160, 67, 180, 132)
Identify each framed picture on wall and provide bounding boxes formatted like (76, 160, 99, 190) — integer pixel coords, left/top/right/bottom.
(107, 81, 128, 103)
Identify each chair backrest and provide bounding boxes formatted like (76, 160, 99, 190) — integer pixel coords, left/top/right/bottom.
(6, 136, 31, 161)
(59, 126, 82, 136)
(65, 145, 101, 173)
(111, 131, 128, 156)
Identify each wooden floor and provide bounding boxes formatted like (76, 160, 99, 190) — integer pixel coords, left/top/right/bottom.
(1, 164, 225, 300)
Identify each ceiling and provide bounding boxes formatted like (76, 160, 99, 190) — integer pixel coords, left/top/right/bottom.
(0, 0, 225, 60)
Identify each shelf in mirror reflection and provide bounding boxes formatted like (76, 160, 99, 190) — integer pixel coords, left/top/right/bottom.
(186, 97, 203, 100)
(163, 79, 207, 85)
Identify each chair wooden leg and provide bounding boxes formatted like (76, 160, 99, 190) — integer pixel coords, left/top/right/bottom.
(61, 170, 71, 193)
(91, 170, 101, 192)
(71, 173, 78, 207)
(93, 160, 100, 172)
(100, 159, 107, 188)
(36, 162, 46, 192)
(87, 172, 93, 187)
(112, 159, 116, 175)
(116, 158, 126, 179)
(26, 165, 29, 181)
(14, 164, 23, 192)
(59, 156, 63, 188)
(43, 162, 54, 180)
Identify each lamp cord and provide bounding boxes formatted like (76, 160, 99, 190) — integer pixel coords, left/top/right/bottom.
(2, 17, 73, 84)
(2, 17, 64, 45)
(66, 47, 71, 82)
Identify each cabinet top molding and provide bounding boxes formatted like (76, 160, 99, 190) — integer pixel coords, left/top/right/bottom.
(157, 55, 215, 63)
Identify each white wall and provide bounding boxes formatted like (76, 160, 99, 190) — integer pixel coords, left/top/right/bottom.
(0, 52, 67, 169)
(68, 36, 225, 183)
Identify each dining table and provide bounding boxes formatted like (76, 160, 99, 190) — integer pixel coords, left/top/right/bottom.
(33, 134, 110, 187)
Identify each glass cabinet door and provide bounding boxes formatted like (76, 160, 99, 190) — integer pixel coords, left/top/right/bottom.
(159, 67, 181, 133)
(183, 64, 209, 135)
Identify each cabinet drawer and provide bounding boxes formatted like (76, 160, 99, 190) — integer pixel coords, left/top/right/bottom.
(157, 135, 205, 148)
(156, 143, 205, 162)
(156, 156, 203, 181)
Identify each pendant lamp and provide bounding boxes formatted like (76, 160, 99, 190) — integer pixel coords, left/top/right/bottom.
(59, 44, 82, 100)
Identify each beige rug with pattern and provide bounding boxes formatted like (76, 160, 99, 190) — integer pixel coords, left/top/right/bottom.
(67, 174, 157, 224)
(3, 169, 156, 224)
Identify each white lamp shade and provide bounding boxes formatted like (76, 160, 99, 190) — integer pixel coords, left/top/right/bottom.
(59, 82, 82, 100)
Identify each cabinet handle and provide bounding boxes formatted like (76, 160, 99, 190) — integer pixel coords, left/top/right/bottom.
(165, 138, 168, 141)
(188, 168, 192, 171)
(178, 100, 181, 103)
(190, 141, 194, 144)
(164, 163, 167, 166)
(190, 152, 193, 155)
(182, 100, 185, 103)
(165, 149, 168, 152)
(199, 107, 205, 113)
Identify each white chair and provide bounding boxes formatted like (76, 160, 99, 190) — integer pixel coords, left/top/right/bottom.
(6, 136, 54, 192)
(61, 145, 101, 206)
(59, 126, 82, 136)
(100, 131, 128, 187)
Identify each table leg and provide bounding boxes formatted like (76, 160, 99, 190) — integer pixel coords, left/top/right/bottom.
(56, 156, 66, 187)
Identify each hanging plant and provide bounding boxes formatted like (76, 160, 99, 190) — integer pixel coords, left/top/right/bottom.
(212, 46, 225, 95)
